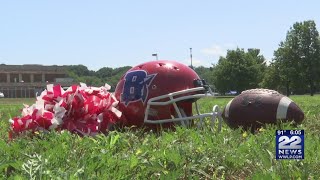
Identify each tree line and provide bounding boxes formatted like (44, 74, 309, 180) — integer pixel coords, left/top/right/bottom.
(68, 20, 320, 96)
(67, 65, 132, 91)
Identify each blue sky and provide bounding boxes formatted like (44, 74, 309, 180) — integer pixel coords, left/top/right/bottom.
(1, 1, 319, 70)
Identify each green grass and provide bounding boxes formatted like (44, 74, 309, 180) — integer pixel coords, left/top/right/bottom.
(0, 98, 36, 105)
(0, 96, 319, 179)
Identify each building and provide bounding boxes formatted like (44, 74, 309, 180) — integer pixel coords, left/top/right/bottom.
(0, 64, 74, 98)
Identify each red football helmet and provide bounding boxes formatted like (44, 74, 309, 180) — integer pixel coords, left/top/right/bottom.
(114, 60, 221, 130)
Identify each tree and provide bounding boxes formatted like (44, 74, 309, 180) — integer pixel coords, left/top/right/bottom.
(103, 66, 132, 91)
(68, 65, 91, 77)
(213, 48, 266, 94)
(273, 42, 296, 96)
(78, 76, 103, 86)
(66, 65, 132, 91)
(96, 67, 114, 78)
(193, 66, 215, 87)
(260, 62, 282, 91)
(274, 20, 320, 96)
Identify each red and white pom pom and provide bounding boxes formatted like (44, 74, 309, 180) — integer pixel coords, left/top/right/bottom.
(9, 83, 122, 137)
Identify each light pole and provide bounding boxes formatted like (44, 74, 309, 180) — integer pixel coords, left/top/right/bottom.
(152, 53, 158, 61)
(190, 48, 193, 69)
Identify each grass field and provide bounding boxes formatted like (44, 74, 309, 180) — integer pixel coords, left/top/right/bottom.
(0, 96, 319, 179)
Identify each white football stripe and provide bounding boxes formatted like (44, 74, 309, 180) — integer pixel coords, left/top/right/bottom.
(224, 98, 234, 118)
(276, 97, 292, 119)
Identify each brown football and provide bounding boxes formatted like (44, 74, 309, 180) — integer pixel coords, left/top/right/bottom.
(222, 89, 304, 129)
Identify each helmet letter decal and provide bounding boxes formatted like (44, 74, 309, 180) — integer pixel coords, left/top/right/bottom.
(121, 70, 156, 106)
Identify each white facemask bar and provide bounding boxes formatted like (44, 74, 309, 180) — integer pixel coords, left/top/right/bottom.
(143, 87, 222, 131)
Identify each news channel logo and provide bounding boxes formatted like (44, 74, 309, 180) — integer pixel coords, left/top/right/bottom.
(276, 130, 304, 160)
